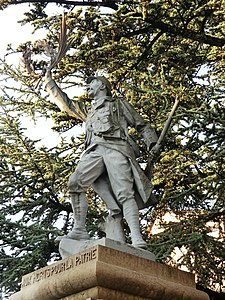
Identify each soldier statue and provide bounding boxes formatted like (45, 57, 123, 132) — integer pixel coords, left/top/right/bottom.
(45, 71, 158, 249)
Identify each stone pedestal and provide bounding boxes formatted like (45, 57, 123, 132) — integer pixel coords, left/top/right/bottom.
(9, 239, 209, 300)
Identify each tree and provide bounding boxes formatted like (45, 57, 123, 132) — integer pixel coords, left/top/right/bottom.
(0, 0, 118, 10)
(0, 0, 224, 297)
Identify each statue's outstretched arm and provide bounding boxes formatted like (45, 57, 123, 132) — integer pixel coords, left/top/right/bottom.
(45, 70, 87, 121)
(43, 13, 87, 121)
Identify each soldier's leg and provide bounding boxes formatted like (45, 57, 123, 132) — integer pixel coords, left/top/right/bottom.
(122, 199, 147, 249)
(92, 174, 121, 216)
(66, 192, 89, 240)
(104, 148, 147, 249)
(67, 149, 105, 240)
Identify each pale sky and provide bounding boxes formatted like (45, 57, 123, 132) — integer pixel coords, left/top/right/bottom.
(0, 3, 67, 54)
(0, 4, 43, 54)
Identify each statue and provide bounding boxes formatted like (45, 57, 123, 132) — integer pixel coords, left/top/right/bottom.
(45, 71, 158, 249)
(18, 14, 164, 252)
(19, 15, 179, 252)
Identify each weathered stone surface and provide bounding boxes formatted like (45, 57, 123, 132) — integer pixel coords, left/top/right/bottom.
(9, 244, 209, 300)
(61, 287, 151, 300)
(58, 237, 156, 260)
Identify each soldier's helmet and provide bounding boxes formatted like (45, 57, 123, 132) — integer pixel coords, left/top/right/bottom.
(86, 76, 112, 96)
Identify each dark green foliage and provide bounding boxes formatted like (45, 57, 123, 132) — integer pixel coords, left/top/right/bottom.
(0, 0, 224, 295)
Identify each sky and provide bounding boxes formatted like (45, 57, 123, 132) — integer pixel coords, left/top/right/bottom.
(0, 3, 70, 53)
(0, 3, 84, 147)
(0, 4, 45, 54)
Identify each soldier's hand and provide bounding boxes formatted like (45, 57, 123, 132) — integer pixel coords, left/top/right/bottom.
(149, 144, 160, 161)
(151, 144, 159, 155)
(45, 67, 52, 78)
(148, 150, 156, 162)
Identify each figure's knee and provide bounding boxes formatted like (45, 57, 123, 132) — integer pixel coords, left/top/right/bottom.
(116, 190, 135, 205)
(68, 171, 86, 193)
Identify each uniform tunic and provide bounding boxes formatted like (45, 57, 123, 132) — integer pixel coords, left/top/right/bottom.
(45, 77, 158, 215)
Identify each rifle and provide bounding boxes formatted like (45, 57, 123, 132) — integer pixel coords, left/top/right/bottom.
(145, 97, 179, 178)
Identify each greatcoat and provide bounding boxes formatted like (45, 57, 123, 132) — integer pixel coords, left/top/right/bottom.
(45, 76, 158, 214)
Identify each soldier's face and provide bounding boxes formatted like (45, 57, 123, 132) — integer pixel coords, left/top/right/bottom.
(87, 79, 104, 98)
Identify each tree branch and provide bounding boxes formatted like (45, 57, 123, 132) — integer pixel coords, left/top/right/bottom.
(142, 17, 225, 47)
(3, 1, 224, 46)
(3, 0, 118, 10)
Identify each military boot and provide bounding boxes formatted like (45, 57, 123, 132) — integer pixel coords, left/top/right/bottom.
(123, 199, 147, 249)
(67, 192, 90, 240)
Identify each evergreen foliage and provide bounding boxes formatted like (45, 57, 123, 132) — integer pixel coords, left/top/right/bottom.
(0, 0, 224, 296)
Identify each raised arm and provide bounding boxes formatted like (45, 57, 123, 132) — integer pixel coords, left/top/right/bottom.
(45, 70, 87, 122)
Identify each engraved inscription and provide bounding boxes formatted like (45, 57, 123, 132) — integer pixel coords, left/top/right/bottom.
(75, 247, 97, 266)
(21, 247, 97, 288)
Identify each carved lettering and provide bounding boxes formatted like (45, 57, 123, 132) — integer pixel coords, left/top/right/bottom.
(21, 248, 97, 288)
(75, 248, 97, 266)
(21, 275, 33, 287)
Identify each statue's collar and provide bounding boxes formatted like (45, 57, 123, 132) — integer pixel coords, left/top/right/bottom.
(92, 96, 114, 109)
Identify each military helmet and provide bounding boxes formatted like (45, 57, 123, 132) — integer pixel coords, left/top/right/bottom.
(86, 76, 112, 96)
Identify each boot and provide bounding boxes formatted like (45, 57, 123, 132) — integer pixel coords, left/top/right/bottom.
(123, 199, 147, 249)
(67, 192, 90, 240)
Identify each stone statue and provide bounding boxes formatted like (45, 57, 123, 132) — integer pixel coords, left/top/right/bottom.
(45, 71, 158, 249)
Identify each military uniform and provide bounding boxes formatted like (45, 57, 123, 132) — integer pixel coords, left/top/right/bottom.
(45, 75, 158, 247)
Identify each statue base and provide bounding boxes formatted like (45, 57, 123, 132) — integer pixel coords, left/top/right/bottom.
(58, 237, 156, 260)
(9, 239, 209, 300)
